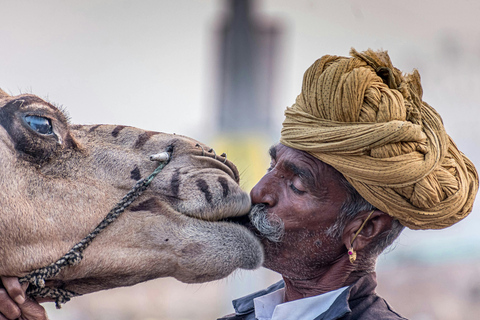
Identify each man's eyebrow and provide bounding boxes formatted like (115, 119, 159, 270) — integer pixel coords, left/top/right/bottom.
(283, 160, 316, 190)
(268, 145, 277, 160)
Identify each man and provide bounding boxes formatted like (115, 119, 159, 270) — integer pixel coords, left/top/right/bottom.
(218, 48, 478, 319)
(0, 48, 478, 319)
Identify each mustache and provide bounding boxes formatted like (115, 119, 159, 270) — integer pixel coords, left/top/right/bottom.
(249, 204, 284, 243)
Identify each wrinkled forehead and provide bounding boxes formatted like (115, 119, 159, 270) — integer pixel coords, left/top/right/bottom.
(273, 143, 348, 193)
(272, 143, 338, 172)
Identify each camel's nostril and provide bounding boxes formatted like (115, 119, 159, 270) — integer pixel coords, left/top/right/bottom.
(194, 144, 239, 183)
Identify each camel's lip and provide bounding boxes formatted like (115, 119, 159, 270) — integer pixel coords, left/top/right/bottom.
(177, 209, 252, 223)
(220, 214, 259, 238)
(165, 188, 252, 222)
(176, 209, 252, 226)
(219, 214, 251, 226)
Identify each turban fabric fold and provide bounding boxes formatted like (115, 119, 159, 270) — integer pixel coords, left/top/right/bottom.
(280, 49, 478, 229)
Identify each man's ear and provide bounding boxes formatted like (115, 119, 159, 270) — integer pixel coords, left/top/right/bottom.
(341, 210, 394, 252)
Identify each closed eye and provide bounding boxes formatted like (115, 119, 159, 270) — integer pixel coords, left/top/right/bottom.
(290, 183, 306, 195)
(283, 160, 316, 192)
(24, 115, 54, 135)
(290, 175, 307, 195)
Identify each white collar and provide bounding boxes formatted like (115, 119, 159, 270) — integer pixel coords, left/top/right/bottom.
(253, 286, 348, 320)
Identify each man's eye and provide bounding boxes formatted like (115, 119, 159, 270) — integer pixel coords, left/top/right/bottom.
(24, 115, 53, 135)
(290, 182, 306, 195)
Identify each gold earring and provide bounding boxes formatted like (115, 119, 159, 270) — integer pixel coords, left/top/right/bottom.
(348, 247, 356, 264)
(347, 210, 375, 264)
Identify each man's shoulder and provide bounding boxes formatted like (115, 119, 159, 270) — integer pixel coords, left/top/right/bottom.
(219, 274, 408, 320)
(316, 274, 407, 320)
(346, 293, 407, 320)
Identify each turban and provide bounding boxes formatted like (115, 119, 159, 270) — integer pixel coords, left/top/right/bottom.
(280, 48, 478, 230)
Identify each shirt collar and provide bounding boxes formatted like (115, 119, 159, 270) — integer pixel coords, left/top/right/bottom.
(253, 286, 348, 320)
(231, 273, 378, 320)
(232, 280, 285, 315)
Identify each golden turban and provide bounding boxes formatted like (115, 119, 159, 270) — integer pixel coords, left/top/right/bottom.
(280, 48, 478, 230)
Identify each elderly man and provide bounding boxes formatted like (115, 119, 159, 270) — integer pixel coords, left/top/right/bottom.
(1, 49, 478, 320)
(218, 48, 478, 320)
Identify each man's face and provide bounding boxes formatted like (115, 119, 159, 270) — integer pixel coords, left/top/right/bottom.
(250, 144, 349, 279)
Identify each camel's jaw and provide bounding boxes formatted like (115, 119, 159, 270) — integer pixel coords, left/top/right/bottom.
(40, 195, 263, 296)
(49, 212, 264, 296)
(28, 161, 261, 297)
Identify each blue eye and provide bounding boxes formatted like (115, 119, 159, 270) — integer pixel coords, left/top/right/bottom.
(24, 115, 53, 135)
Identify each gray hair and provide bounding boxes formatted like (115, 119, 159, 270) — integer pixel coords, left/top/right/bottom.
(326, 174, 405, 257)
(249, 203, 285, 243)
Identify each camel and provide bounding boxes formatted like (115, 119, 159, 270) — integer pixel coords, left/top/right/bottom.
(0, 89, 263, 306)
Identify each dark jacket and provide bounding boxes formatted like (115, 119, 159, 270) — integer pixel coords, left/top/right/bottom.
(218, 273, 407, 320)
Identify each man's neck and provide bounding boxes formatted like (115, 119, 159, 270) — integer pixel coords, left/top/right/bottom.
(282, 263, 373, 302)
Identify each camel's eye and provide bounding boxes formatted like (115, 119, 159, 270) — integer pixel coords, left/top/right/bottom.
(24, 115, 53, 135)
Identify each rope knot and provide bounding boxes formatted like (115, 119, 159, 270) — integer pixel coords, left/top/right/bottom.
(64, 251, 83, 266)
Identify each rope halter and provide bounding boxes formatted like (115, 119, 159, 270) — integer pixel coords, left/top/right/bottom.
(19, 147, 172, 308)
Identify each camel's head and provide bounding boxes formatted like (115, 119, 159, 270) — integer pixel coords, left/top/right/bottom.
(0, 90, 263, 296)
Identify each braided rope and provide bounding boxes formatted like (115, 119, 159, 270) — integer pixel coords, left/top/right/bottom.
(19, 151, 171, 308)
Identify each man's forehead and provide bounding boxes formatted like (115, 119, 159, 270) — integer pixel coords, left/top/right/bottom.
(269, 144, 318, 164)
(270, 144, 317, 176)
(270, 144, 346, 184)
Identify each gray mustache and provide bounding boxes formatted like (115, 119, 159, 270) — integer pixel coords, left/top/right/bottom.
(249, 204, 285, 243)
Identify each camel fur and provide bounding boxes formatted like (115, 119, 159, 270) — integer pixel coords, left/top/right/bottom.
(0, 90, 263, 296)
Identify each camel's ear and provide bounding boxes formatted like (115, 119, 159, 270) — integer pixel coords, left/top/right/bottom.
(0, 88, 10, 98)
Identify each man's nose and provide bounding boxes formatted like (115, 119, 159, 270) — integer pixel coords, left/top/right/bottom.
(250, 174, 276, 207)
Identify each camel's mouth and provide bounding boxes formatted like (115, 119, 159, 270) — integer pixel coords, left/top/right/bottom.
(165, 175, 252, 222)
(219, 212, 251, 226)
(43, 207, 264, 297)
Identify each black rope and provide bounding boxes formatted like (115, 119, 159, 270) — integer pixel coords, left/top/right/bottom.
(19, 151, 171, 308)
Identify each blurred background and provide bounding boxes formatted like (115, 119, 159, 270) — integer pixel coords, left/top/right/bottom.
(1, 0, 480, 319)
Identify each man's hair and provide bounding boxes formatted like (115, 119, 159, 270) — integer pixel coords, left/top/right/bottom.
(326, 173, 405, 257)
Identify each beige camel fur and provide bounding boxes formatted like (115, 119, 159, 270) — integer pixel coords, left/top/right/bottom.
(0, 89, 263, 296)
